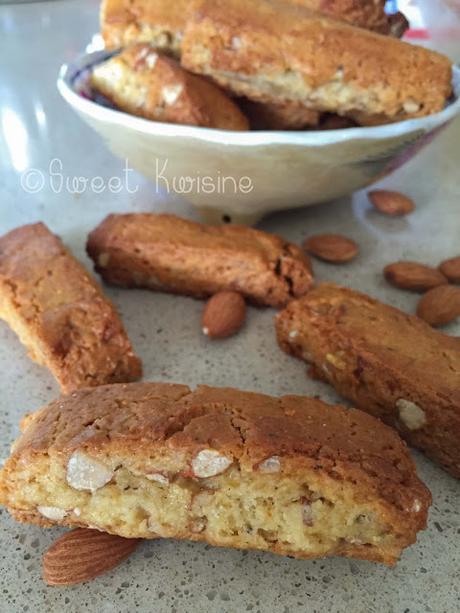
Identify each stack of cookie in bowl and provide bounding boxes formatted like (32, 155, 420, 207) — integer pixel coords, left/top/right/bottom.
(90, 0, 453, 131)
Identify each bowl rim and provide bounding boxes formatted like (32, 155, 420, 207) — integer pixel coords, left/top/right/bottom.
(57, 48, 460, 148)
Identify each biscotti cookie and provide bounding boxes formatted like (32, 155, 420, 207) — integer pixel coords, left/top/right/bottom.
(290, 0, 407, 35)
(276, 283, 460, 478)
(181, 0, 452, 125)
(100, 0, 195, 56)
(100, 0, 406, 56)
(240, 99, 320, 130)
(87, 214, 313, 307)
(0, 382, 430, 565)
(91, 44, 249, 131)
(0, 223, 142, 393)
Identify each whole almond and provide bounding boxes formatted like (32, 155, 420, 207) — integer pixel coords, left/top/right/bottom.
(384, 262, 448, 292)
(368, 190, 415, 216)
(416, 285, 460, 327)
(202, 291, 246, 338)
(302, 234, 359, 263)
(439, 256, 460, 284)
(43, 529, 141, 585)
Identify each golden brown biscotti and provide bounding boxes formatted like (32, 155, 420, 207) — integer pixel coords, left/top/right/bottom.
(240, 99, 320, 130)
(181, 0, 452, 125)
(0, 382, 430, 565)
(91, 45, 249, 131)
(276, 283, 460, 478)
(100, 0, 196, 56)
(0, 223, 142, 393)
(100, 0, 406, 56)
(86, 214, 313, 307)
(290, 0, 407, 36)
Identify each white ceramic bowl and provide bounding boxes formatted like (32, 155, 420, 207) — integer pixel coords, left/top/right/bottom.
(58, 48, 460, 225)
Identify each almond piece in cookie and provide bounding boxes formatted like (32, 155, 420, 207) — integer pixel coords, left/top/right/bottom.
(0, 223, 141, 393)
(276, 283, 460, 478)
(91, 44, 249, 131)
(87, 213, 313, 308)
(0, 382, 430, 566)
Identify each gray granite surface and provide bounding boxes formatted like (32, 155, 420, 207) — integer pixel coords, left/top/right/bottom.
(0, 1, 459, 612)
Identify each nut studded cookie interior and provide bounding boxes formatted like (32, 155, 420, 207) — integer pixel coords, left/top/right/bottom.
(0, 383, 430, 565)
(6, 453, 411, 562)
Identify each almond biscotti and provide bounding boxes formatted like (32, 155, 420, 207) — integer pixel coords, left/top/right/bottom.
(0, 223, 142, 393)
(181, 0, 452, 125)
(0, 382, 430, 565)
(240, 99, 320, 130)
(100, 0, 196, 56)
(86, 214, 313, 307)
(100, 0, 406, 56)
(290, 0, 407, 36)
(91, 44, 249, 130)
(276, 283, 460, 478)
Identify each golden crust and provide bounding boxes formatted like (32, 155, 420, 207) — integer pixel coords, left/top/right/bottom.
(0, 223, 142, 393)
(100, 0, 196, 55)
(100, 0, 407, 57)
(91, 44, 249, 131)
(276, 283, 460, 478)
(86, 213, 313, 307)
(0, 382, 430, 564)
(181, 0, 452, 125)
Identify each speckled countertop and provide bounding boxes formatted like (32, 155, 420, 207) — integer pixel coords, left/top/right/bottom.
(1, 1, 460, 612)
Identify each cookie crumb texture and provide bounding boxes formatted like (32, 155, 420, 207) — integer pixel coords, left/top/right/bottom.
(276, 283, 460, 477)
(87, 214, 313, 307)
(0, 223, 142, 392)
(100, 0, 195, 56)
(0, 382, 429, 566)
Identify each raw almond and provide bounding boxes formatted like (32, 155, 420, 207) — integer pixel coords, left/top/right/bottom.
(368, 190, 415, 216)
(202, 291, 246, 338)
(302, 234, 359, 263)
(416, 285, 460, 327)
(384, 261, 448, 292)
(439, 256, 460, 284)
(43, 528, 141, 586)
